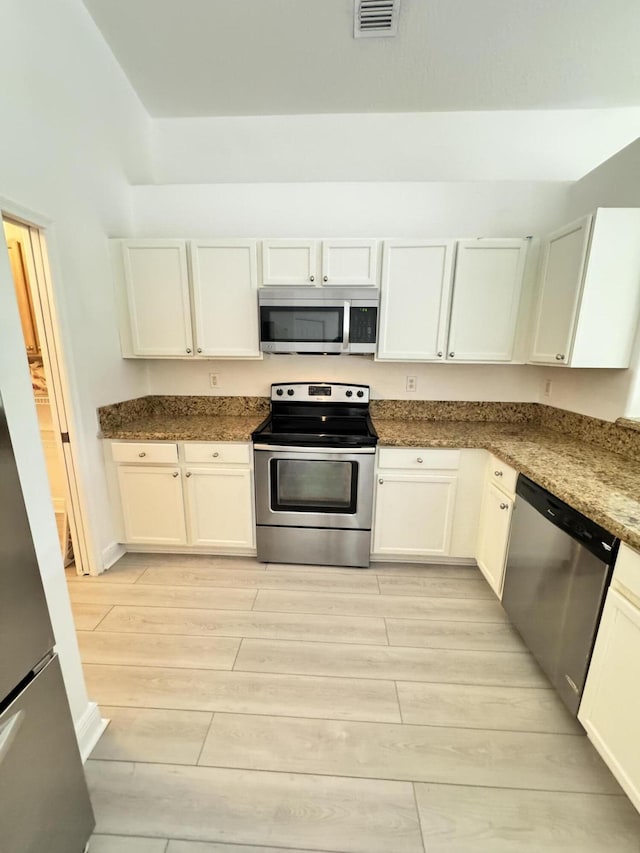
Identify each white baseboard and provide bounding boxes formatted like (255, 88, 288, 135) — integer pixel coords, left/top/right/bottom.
(102, 541, 126, 571)
(370, 555, 477, 565)
(75, 701, 109, 763)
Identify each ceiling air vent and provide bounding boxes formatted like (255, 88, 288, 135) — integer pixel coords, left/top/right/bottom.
(354, 0, 401, 39)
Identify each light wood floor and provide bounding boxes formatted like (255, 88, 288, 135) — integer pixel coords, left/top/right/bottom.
(69, 555, 640, 853)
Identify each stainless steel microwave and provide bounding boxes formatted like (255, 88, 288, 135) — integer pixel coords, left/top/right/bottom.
(258, 286, 379, 355)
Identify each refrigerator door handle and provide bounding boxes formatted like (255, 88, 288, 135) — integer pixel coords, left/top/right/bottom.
(0, 709, 24, 766)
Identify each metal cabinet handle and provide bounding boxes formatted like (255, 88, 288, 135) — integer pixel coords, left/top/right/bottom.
(449, 352, 455, 358)
(417, 457, 423, 463)
(186, 348, 192, 354)
(212, 451, 220, 458)
(172, 471, 179, 478)
(495, 470, 503, 477)
(500, 502, 509, 510)
(197, 348, 203, 354)
(437, 351, 443, 358)
(138, 451, 146, 458)
(555, 353, 565, 361)
(323, 275, 328, 282)
(378, 478, 384, 484)
(185, 472, 192, 478)
(309, 275, 315, 282)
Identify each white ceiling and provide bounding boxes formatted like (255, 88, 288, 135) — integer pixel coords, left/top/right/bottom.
(83, 0, 640, 118)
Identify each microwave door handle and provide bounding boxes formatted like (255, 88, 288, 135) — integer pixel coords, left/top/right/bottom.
(342, 302, 350, 352)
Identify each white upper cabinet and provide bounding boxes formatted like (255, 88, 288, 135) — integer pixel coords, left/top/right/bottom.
(529, 209, 640, 367)
(377, 240, 454, 361)
(321, 240, 378, 286)
(261, 240, 317, 286)
(261, 239, 378, 287)
(190, 241, 260, 358)
(447, 239, 528, 362)
(121, 241, 193, 357)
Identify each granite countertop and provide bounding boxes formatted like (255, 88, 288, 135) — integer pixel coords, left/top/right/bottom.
(98, 395, 640, 552)
(376, 419, 640, 552)
(102, 414, 266, 443)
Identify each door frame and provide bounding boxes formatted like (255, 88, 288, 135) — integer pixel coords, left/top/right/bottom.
(1, 198, 95, 575)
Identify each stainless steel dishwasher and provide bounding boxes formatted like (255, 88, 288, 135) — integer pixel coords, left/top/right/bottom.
(502, 475, 618, 716)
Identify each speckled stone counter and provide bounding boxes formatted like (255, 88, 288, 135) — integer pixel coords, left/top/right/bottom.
(98, 395, 268, 442)
(374, 418, 640, 552)
(99, 395, 640, 550)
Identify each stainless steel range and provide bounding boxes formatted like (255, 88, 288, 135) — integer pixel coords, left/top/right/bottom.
(252, 382, 378, 568)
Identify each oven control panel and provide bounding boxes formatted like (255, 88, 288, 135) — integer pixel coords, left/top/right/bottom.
(271, 383, 370, 403)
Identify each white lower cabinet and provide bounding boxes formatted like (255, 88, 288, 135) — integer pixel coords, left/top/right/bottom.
(109, 441, 255, 554)
(578, 544, 640, 811)
(475, 479, 513, 596)
(475, 455, 517, 597)
(372, 449, 461, 559)
(185, 468, 255, 549)
(116, 466, 187, 546)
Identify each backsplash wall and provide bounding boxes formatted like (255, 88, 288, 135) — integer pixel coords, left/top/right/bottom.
(144, 358, 547, 403)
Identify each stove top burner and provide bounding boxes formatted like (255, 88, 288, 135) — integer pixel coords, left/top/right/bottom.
(252, 382, 378, 448)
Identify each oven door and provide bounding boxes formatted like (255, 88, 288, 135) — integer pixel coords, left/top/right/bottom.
(254, 447, 375, 529)
(259, 302, 346, 354)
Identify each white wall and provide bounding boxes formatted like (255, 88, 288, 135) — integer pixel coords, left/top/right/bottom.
(151, 110, 640, 183)
(131, 181, 569, 238)
(543, 137, 640, 420)
(147, 357, 546, 403)
(0, 0, 150, 729)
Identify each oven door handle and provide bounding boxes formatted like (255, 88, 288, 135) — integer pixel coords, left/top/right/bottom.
(253, 444, 376, 455)
(342, 301, 350, 352)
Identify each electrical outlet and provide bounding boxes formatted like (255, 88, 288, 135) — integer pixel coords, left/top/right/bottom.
(406, 375, 417, 393)
(543, 379, 552, 398)
(209, 374, 219, 388)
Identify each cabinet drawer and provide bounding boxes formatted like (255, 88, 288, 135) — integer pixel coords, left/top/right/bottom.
(183, 442, 251, 465)
(111, 442, 178, 464)
(613, 543, 640, 601)
(378, 448, 460, 471)
(489, 455, 518, 495)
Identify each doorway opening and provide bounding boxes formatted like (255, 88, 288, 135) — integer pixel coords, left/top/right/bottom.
(2, 216, 92, 576)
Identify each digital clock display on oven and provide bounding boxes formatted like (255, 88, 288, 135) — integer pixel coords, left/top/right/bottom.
(308, 385, 331, 396)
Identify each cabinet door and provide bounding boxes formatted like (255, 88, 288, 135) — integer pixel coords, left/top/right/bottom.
(447, 239, 527, 362)
(116, 466, 187, 545)
(372, 473, 457, 557)
(321, 240, 378, 286)
(475, 480, 513, 597)
(578, 589, 640, 812)
(185, 468, 255, 549)
(122, 241, 194, 357)
(378, 241, 454, 360)
(261, 240, 317, 286)
(190, 241, 260, 358)
(529, 216, 592, 365)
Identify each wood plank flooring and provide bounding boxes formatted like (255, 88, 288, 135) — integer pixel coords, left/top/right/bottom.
(72, 554, 640, 852)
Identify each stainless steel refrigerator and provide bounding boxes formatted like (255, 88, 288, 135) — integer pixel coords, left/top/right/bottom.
(0, 391, 94, 851)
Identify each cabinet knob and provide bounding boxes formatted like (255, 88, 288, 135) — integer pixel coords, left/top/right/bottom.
(500, 502, 509, 510)
(449, 352, 455, 358)
(185, 471, 192, 478)
(186, 348, 192, 354)
(417, 457, 423, 463)
(138, 451, 146, 458)
(309, 275, 315, 282)
(212, 452, 220, 458)
(555, 353, 565, 361)
(197, 348, 203, 354)
(378, 478, 384, 485)
(323, 275, 328, 282)
(172, 471, 179, 478)
(437, 351, 443, 358)
(494, 470, 503, 477)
